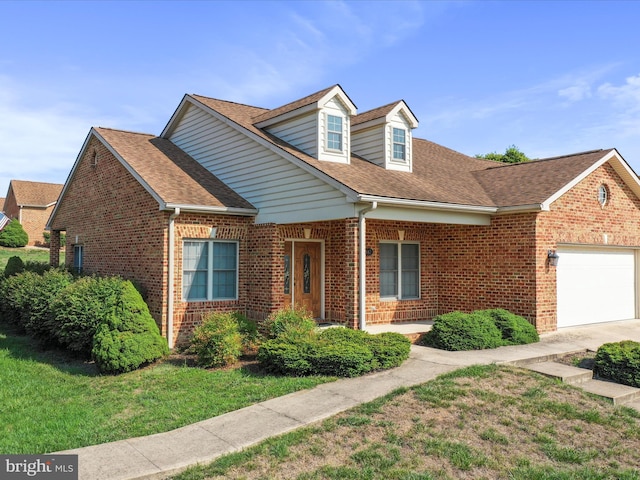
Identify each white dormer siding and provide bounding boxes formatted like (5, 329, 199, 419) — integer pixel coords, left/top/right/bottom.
(352, 101, 418, 172)
(318, 97, 350, 164)
(264, 111, 318, 157)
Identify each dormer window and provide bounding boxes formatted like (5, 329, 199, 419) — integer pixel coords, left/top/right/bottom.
(327, 114, 343, 151)
(392, 128, 406, 161)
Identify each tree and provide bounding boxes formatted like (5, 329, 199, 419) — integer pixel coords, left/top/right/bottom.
(475, 145, 531, 164)
(0, 219, 29, 247)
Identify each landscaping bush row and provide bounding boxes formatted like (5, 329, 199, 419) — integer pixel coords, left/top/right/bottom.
(594, 340, 640, 388)
(0, 261, 168, 373)
(256, 308, 411, 377)
(422, 308, 539, 351)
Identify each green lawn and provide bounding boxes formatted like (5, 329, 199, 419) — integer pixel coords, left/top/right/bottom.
(0, 324, 334, 454)
(0, 246, 64, 271)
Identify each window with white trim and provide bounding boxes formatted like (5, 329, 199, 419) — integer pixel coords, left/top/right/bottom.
(326, 114, 343, 151)
(183, 240, 238, 301)
(392, 127, 406, 161)
(73, 245, 83, 274)
(379, 242, 419, 299)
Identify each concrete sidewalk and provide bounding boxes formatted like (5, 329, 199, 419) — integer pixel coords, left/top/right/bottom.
(58, 319, 640, 480)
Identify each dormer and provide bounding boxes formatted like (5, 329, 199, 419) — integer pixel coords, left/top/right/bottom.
(253, 85, 357, 164)
(351, 101, 419, 172)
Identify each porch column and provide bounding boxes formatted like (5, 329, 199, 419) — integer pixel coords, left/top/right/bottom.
(49, 230, 61, 266)
(344, 218, 359, 329)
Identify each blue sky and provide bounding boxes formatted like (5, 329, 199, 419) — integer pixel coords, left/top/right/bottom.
(1, 0, 640, 199)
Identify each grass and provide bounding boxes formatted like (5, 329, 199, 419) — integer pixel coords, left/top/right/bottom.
(172, 364, 640, 480)
(0, 245, 64, 271)
(0, 324, 334, 454)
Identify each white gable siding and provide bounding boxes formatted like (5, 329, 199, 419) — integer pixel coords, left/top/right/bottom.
(168, 104, 354, 224)
(352, 125, 385, 167)
(264, 111, 318, 157)
(318, 97, 350, 164)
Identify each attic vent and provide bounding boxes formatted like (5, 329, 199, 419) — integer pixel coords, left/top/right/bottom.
(91, 151, 98, 168)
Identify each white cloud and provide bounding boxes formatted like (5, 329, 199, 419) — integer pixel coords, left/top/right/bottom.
(558, 80, 592, 102)
(598, 73, 640, 111)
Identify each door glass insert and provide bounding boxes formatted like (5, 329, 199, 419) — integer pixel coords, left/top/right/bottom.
(284, 254, 291, 294)
(303, 253, 311, 293)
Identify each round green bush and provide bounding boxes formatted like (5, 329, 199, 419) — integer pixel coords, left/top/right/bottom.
(91, 280, 168, 374)
(257, 339, 314, 376)
(309, 341, 374, 377)
(23, 269, 74, 346)
(52, 276, 125, 356)
(4, 256, 25, 277)
(263, 307, 317, 343)
(423, 311, 504, 351)
(478, 308, 539, 345)
(594, 341, 640, 388)
(188, 312, 243, 368)
(365, 331, 411, 370)
(0, 219, 29, 248)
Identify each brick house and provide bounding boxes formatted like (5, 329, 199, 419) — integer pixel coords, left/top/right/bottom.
(48, 85, 640, 347)
(3, 180, 63, 246)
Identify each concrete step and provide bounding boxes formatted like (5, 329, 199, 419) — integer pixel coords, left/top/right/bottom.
(525, 361, 593, 385)
(580, 379, 640, 405)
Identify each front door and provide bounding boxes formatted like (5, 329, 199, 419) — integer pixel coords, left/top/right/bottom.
(284, 241, 322, 318)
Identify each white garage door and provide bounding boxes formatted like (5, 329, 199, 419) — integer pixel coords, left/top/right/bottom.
(557, 248, 636, 328)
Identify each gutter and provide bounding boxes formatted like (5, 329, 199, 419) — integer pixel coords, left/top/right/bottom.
(167, 207, 180, 349)
(163, 203, 258, 216)
(358, 201, 377, 330)
(357, 195, 498, 214)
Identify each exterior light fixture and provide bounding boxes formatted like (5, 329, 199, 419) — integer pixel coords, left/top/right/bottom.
(547, 250, 559, 267)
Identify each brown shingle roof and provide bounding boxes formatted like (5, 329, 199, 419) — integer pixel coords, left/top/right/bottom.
(351, 101, 401, 126)
(10, 180, 63, 207)
(251, 85, 338, 124)
(473, 150, 610, 207)
(94, 128, 255, 211)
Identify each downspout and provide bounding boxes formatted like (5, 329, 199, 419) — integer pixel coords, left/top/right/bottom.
(167, 207, 180, 349)
(358, 201, 377, 330)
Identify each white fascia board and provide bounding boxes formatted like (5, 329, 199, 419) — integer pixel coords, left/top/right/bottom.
(177, 95, 361, 203)
(541, 149, 640, 210)
(357, 194, 497, 214)
(47, 129, 97, 230)
(162, 203, 258, 216)
(160, 94, 191, 138)
(496, 204, 545, 214)
(318, 86, 357, 116)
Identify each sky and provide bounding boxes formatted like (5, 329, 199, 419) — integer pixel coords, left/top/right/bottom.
(1, 0, 640, 199)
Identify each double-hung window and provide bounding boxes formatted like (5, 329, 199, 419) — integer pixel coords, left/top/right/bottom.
(183, 240, 238, 301)
(327, 114, 343, 151)
(379, 242, 419, 299)
(392, 127, 406, 161)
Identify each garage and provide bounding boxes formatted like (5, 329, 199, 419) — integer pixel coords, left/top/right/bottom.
(556, 248, 637, 328)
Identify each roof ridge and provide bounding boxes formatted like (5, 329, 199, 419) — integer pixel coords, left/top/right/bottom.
(251, 84, 341, 123)
(95, 126, 155, 137)
(470, 148, 610, 172)
(190, 94, 269, 112)
(11, 179, 64, 186)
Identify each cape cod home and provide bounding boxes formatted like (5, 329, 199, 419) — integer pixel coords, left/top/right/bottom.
(48, 85, 640, 347)
(3, 180, 63, 246)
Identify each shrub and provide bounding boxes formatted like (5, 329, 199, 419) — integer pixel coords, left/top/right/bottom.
(234, 312, 262, 352)
(91, 280, 168, 374)
(188, 312, 243, 368)
(0, 219, 29, 247)
(423, 311, 504, 351)
(364, 331, 412, 370)
(52, 276, 124, 356)
(310, 341, 374, 377)
(23, 269, 74, 346)
(42, 232, 66, 248)
(4, 256, 25, 277)
(594, 341, 640, 388)
(0, 271, 40, 328)
(263, 307, 317, 343)
(23, 261, 53, 275)
(478, 308, 539, 345)
(257, 339, 314, 376)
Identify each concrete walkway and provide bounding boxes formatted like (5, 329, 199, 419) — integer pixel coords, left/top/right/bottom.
(58, 319, 640, 480)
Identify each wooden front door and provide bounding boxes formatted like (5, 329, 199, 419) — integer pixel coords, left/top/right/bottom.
(284, 241, 322, 318)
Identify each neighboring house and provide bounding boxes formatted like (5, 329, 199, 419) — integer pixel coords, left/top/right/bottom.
(0, 197, 5, 212)
(4, 180, 63, 246)
(48, 85, 640, 347)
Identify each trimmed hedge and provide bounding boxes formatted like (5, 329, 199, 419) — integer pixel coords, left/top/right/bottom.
(423, 308, 539, 351)
(263, 306, 317, 342)
(188, 312, 243, 368)
(257, 324, 411, 377)
(0, 271, 40, 328)
(4, 256, 25, 277)
(91, 280, 168, 374)
(594, 341, 640, 388)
